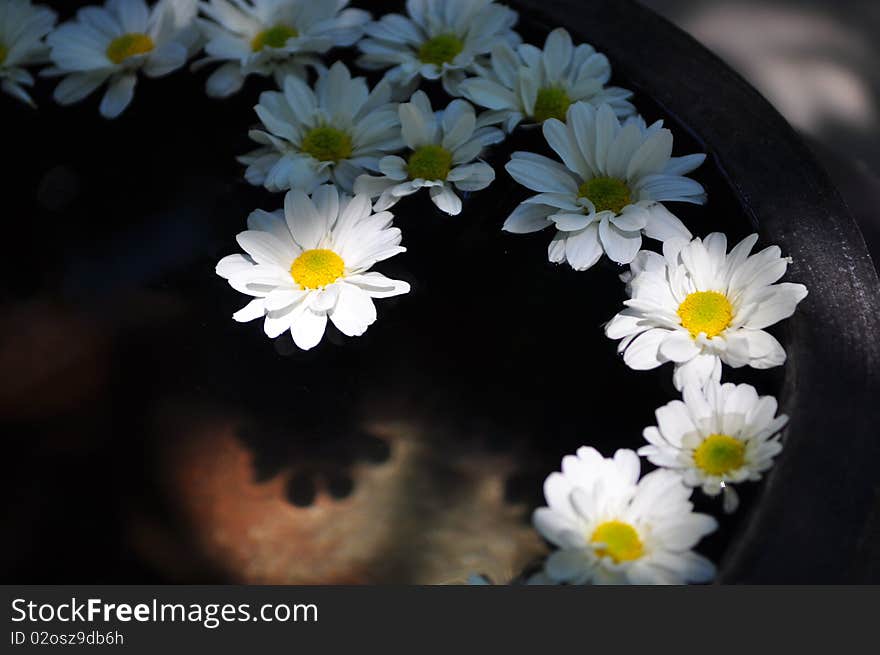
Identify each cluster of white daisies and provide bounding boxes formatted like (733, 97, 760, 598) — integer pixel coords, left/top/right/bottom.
(8, 0, 809, 585)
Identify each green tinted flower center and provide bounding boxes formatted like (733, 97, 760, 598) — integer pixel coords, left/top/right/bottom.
(693, 434, 746, 476)
(106, 33, 155, 64)
(590, 521, 644, 563)
(578, 176, 632, 215)
(290, 249, 345, 289)
(251, 24, 298, 51)
(300, 126, 353, 163)
(533, 86, 572, 123)
(407, 144, 453, 181)
(418, 33, 464, 66)
(677, 291, 733, 338)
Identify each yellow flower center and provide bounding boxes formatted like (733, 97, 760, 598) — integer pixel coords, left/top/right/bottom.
(290, 249, 345, 290)
(677, 291, 733, 338)
(578, 176, 632, 215)
(533, 86, 572, 123)
(106, 33, 155, 64)
(407, 144, 453, 181)
(0, 44, 7, 65)
(590, 521, 644, 563)
(693, 434, 746, 476)
(418, 33, 464, 66)
(251, 24, 298, 51)
(300, 126, 353, 163)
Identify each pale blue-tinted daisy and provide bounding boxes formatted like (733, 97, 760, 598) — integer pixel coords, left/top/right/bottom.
(239, 61, 403, 193)
(195, 0, 370, 97)
(459, 27, 635, 133)
(504, 102, 706, 271)
(46, 0, 190, 118)
(354, 91, 503, 216)
(0, 0, 56, 106)
(357, 0, 519, 96)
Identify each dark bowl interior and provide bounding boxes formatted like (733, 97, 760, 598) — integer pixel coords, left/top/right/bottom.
(2, 0, 877, 583)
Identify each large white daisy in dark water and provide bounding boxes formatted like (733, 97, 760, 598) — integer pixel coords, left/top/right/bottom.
(605, 232, 809, 390)
(640, 381, 788, 513)
(533, 447, 717, 585)
(216, 185, 410, 350)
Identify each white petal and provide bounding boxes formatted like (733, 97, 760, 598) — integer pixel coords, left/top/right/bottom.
(430, 185, 462, 215)
(503, 202, 552, 233)
(290, 308, 328, 350)
(330, 283, 378, 336)
(598, 218, 642, 264)
(99, 74, 137, 118)
(564, 222, 603, 271)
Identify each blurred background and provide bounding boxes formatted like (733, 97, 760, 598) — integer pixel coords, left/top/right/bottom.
(640, 0, 880, 263)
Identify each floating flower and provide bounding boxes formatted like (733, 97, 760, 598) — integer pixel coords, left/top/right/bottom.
(357, 0, 519, 96)
(605, 233, 809, 390)
(353, 91, 502, 216)
(46, 0, 190, 118)
(0, 0, 56, 106)
(163, 0, 202, 56)
(504, 103, 706, 271)
(239, 61, 403, 194)
(459, 28, 634, 132)
(639, 381, 787, 513)
(195, 0, 370, 97)
(533, 447, 717, 585)
(216, 185, 410, 350)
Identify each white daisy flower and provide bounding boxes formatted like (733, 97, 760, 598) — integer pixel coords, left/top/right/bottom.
(353, 91, 503, 216)
(357, 0, 520, 96)
(504, 102, 706, 271)
(216, 185, 410, 350)
(533, 447, 717, 585)
(605, 232, 809, 390)
(239, 61, 403, 194)
(0, 0, 56, 106)
(46, 0, 190, 119)
(195, 0, 370, 98)
(459, 27, 635, 133)
(639, 381, 787, 514)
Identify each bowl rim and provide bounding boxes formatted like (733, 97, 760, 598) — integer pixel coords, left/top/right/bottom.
(514, 0, 880, 582)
